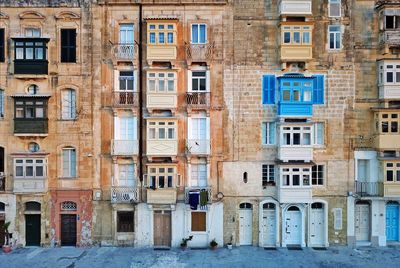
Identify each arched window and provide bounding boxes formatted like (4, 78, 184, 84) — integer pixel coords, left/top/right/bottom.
(27, 84, 39, 95)
(311, 202, 323, 209)
(61, 201, 77, 211)
(61, 89, 76, 119)
(239, 202, 252, 209)
(62, 147, 76, 178)
(0, 89, 4, 118)
(287, 206, 300, 211)
(25, 201, 41, 211)
(243, 172, 248, 183)
(263, 203, 275, 210)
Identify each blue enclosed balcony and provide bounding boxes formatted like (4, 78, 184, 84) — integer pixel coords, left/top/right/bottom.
(262, 73, 324, 117)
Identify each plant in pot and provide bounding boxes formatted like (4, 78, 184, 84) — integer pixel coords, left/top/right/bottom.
(180, 236, 193, 250)
(2, 221, 12, 253)
(210, 239, 218, 250)
(227, 235, 233, 250)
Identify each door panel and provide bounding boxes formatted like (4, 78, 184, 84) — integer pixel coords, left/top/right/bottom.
(61, 214, 77, 246)
(262, 209, 276, 247)
(239, 209, 253, 245)
(285, 211, 301, 245)
(0, 218, 5, 245)
(153, 211, 171, 247)
(386, 205, 399, 241)
(355, 204, 370, 241)
(25, 214, 41, 246)
(310, 208, 325, 246)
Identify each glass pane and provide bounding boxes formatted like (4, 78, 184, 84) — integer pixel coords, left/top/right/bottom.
(16, 166, 23, 177)
(303, 32, 310, 44)
(168, 128, 175, 139)
(330, 33, 335, 49)
(159, 176, 165, 188)
(293, 175, 300, 185)
(149, 128, 156, 139)
(387, 170, 394, 181)
(16, 48, 24, 59)
(387, 72, 394, 83)
(158, 80, 165, 91)
(391, 122, 398, 133)
(303, 174, 310, 186)
(293, 133, 301, 145)
(293, 32, 300, 43)
(382, 122, 389, 133)
(35, 48, 43, 59)
(303, 133, 311, 145)
(159, 128, 165, 139)
(293, 90, 300, 101)
(26, 48, 34, 59)
(159, 33, 165, 43)
(36, 166, 44, 177)
(199, 24, 206, 43)
(200, 78, 206, 91)
(26, 166, 34, 176)
(284, 32, 290, 43)
(148, 80, 155, 91)
(167, 80, 174, 91)
(304, 90, 311, 101)
(283, 90, 290, 101)
(150, 33, 156, 44)
(36, 107, 44, 118)
(167, 33, 173, 43)
(192, 24, 199, 43)
(26, 107, 34, 118)
(335, 33, 341, 49)
(16, 108, 24, 118)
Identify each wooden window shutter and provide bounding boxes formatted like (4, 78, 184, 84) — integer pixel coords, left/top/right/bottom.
(312, 75, 324, 104)
(0, 28, 4, 62)
(191, 212, 206, 231)
(61, 29, 76, 63)
(262, 75, 275, 104)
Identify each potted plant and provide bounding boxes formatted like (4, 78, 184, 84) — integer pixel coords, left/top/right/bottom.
(210, 239, 218, 250)
(180, 236, 193, 250)
(2, 221, 12, 253)
(227, 235, 233, 250)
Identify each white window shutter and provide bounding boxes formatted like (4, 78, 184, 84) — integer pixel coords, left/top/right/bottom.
(206, 70, 211, 92)
(114, 116, 120, 139)
(261, 122, 266, 145)
(114, 70, 119, 91)
(142, 174, 148, 187)
(333, 208, 343, 230)
(188, 117, 192, 139)
(187, 70, 192, 92)
(187, 164, 191, 187)
(206, 117, 210, 140)
(134, 70, 138, 92)
(133, 117, 138, 140)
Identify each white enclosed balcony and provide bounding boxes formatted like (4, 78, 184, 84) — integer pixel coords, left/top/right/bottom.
(378, 61, 400, 100)
(279, 0, 312, 16)
(14, 178, 46, 193)
(111, 140, 138, 156)
(279, 187, 312, 203)
(279, 146, 313, 162)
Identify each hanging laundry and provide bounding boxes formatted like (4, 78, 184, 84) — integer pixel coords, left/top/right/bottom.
(199, 189, 208, 210)
(189, 191, 200, 210)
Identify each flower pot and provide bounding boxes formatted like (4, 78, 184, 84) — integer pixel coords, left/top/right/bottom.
(227, 244, 233, 250)
(2, 245, 12, 253)
(211, 245, 217, 250)
(180, 245, 187, 251)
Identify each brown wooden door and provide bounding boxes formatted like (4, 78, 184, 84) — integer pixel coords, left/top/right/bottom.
(153, 210, 171, 247)
(25, 214, 41, 246)
(61, 214, 77, 246)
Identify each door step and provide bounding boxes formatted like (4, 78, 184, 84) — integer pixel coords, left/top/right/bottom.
(287, 245, 302, 250)
(153, 247, 170, 250)
(312, 247, 327, 250)
(264, 247, 277, 250)
(190, 247, 208, 250)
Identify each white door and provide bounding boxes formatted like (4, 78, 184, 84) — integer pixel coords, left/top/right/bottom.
(284, 207, 302, 245)
(355, 204, 370, 241)
(310, 204, 325, 246)
(262, 208, 276, 247)
(239, 207, 253, 245)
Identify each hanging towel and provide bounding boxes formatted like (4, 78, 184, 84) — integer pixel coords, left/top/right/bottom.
(189, 191, 200, 210)
(199, 189, 208, 210)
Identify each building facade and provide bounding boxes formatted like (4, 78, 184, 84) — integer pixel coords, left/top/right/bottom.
(0, 0, 399, 249)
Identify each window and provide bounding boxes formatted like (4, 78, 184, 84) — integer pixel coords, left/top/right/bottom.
(191, 212, 206, 232)
(119, 24, 134, 44)
(117, 211, 134, 232)
(328, 25, 341, 50)
(262, 75, 275, 104)
(148, 166, 176, 188)
(328, 0, 341, 17)
(15, 40, 46, 60)
(119, 71, 135, 91)
(379, 63, 400, 85)
(191, 24, 207, 44)
(60, 29, 76, 63)
(148, 23, 175, 45)
(14, 158, 46, 178)
(25, 28, 41, 37)
(61, 89, 76, 120)
(385, 16, 400, 30)
(0, 89, 4, 118)
(281, 167, 311, 187)
(0, 28, 4, 62)
(191, 71, 207, 91)
(28, 142, 40, 152)
(314, 122, 325, 145)
(191, 118, 207, 140)
(262, 164, 275, 186)
(312, 165, 324, 185)
(117, 116, 137, 140)
(62, 147, 76, 178)
(379, 113, 400, 134)
(191, 163, 207, 187)
(262, 122, 276, 145)
(14, 99, 47, 119)
(25, 201, 41, 211)
(118, 164, 135, 187)
(385, 162, 400, 182)
(61, 201, 77, 211)
(147, 72, 176, 92)
(147, 121, 176, 140)
(28, 85, 39, 95)
(281, 126, 312, 146)
(281, 25, 312, 45)
(357, 159, 369, 182)
(279, 78, 313, 103)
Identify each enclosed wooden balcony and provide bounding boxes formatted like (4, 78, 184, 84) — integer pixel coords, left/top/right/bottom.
(111, 186, 139, 203)
(380, 30, 400, 48)
(147, 140, 178, 156)
(13, 177, 46, 193)
(14, 119, 48, 135)
(280, 46, 312, 61)
(384, 182, 400, 198)
(375, 134, 400, 149)
(111, 140, 138, 156)
(279, 0, 312, 16)
(111, 43, 137, 62)
(278, 102, 313, 116)
(185, 42, 214, 65)
(354, 181, 383, 197)
(146, 188, 177, 204)
(186, 92, 210, 111)
(146, 93, 177, 111)
(279, 146, 313, 162)
(147, 45, 177, 64)
(379, 85, 400, 100)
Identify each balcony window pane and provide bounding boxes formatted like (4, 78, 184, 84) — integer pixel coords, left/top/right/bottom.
(293, 32, 300, 44)
(35, 48, 43, 59)
(303, 174, 310, 186)
(149, 128, 156, 139)
(159, 176, 165, 188)
(16, 48, 24, 59)
(168, 25, 173, 30)
(148, 80, 155, 91)
(396, 72, 400, 83)
(293, 175, 300, 185)
(387, 170, 394, 181)
(16, 107, 24, 118)
(26, 166, 34, 177)
(293, 90, 300, 101)
(36, 107, 44, 118)
(167, 33, 173, 44)
(293, 133, 300, 145)
(158, 80, 165, 91)
(26, 48, 34, 59)
(159, 25, 164, 30)
(150, 33, 156, 44)
(387, 72, 394, 83)
(397, 170, 400, 181)
(391, 122, 398, 133)
(303, 32, 310, 44)
(382, 121, 389, 133)
(36, 166, 44, 177)
(283, 90, 290, 101)
(159, 128, 165, 139)
(199, 25, 206, 43)
(16, 166, 23, 177)
(283, 174, 290, 186)
(386, 16, 395, 29)
(159, 33, 164, 44)
(304, 90, 311, 101)
(150, 176, 156, 187)
(150, 25, 156, 30)
(284, 32, 290, 43)
(167, 80, 174, 92)
(168, 128, 175, 139)
(167, 176, 173, 187)
(335, 33, 341, 49)
(26, 107, 34, 118)
(303, 133, 311, 145)
(284, 132, 290, 145)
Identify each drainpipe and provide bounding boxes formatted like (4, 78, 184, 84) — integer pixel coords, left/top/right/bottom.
(138, 3, 144, 203)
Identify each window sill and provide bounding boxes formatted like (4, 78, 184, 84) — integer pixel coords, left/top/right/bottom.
(58, 118, 78, 122)
(14, 177, 46, 179)
(58, 177, 78, 180)
(189, 231, 208, 235)
(262, 144, 276, 148)
(13, 74, 48, 79)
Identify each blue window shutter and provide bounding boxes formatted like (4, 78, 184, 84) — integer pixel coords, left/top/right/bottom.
(262, 75, 275, 104)
(313, 75, 324, 104)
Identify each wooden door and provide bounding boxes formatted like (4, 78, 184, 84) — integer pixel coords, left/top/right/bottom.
(386, 204, 399, 241)
(285, 208, 302, 245)
(239, 209, 253, 245)
(61, 214, 77, 246)
(310, 206, 325, 246)
(355, 204, 370, 241)
(0, 217, 4, 245)
(153, 211, 171, 247)
(262, 209, 276, 247)
(25, 214, 41, 246)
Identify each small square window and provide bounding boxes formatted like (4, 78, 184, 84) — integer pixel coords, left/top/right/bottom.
(117, 211, 134, 232)
(191, 212, 206, 232)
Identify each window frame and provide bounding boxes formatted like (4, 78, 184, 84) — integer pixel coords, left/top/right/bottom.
(191, 23, 207, 44)
(117, 211, 134, 233)
(14, 158, 47, 179)
(262, 122, 276, 145)
(281, 25, 312, 46)
(280, 167, 311, 187)
(262, 164, 275, 186)
(62, 147, 77, 178)
(190, 163, 208, 187)
(147, 166, 177, 189)
(14, 39, 47, 61)
(379, 62, 400, 85)
(14, 98, 48, 119)
(191, 211, 207, 232)
(119, 71, 135, 91)
(385, 162, 400, 182)
(378, 113, 399, 134)
(61, 89, 77, 120)
(279, 78, 313, 104)
(117, 163, 136, 187)
(119, 23, 134, 44)
(0, 28, 5, 62)
(147, 120, 176, 141)
(147, 22, 176, 45)
(328, 0, 341, 18)
(328, 25, 342, 50)
(60, 28, 76, 63)
(280, 125, 313, 146)
(312, 164, 325, 186)
(0, 89, 4, 118)
(147, 71, 176, 93)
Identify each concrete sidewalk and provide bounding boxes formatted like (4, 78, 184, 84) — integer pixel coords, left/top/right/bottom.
(1, 246, 399, 268)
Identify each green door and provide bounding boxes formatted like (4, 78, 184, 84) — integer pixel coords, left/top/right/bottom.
(25, 214, 41, 246)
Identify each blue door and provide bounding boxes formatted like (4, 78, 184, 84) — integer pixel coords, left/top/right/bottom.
(386, 204, 399, 241)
